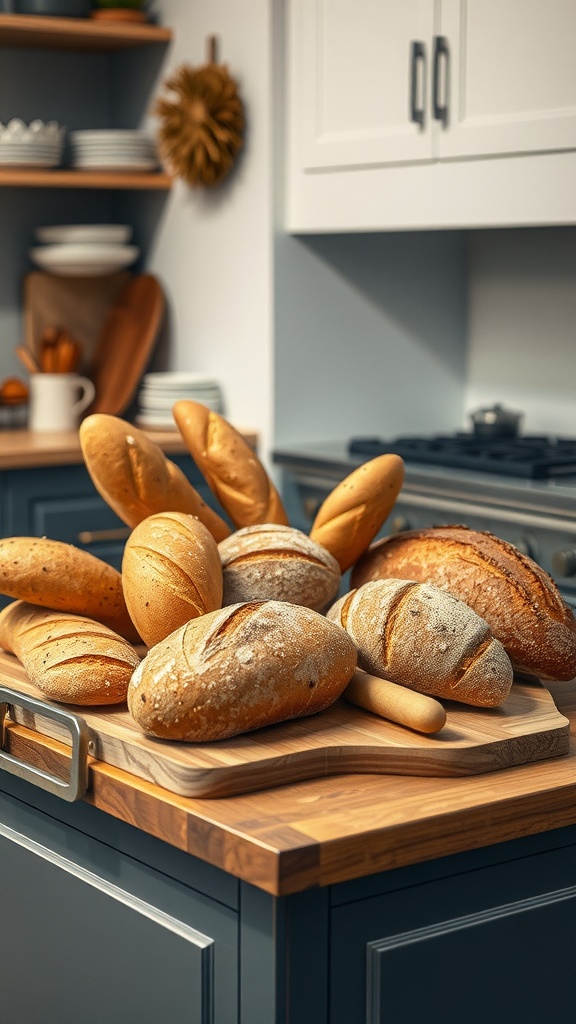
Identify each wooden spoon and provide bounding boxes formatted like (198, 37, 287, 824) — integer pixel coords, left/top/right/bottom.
(15, 344, 40, 375)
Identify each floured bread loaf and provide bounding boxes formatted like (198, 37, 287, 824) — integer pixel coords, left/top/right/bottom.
(327, 579, 513, 707)
(0, 601, 140, 705)
(122, 511, 223, 647)
(0, 535, 139, 642)
(79, 413, 231, 541)
(351, 525, 576, 681)
(128, 600, 357, 741)
(218, 523, 340, 611)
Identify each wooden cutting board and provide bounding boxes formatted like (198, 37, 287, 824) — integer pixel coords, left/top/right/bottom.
(0, 652, 569, 798)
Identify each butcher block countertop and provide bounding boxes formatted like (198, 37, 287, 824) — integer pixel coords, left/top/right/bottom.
(2, 653, 576, 897)
(0, 426, 258, 469)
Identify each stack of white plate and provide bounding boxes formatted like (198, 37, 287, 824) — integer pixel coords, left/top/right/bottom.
(0, 119, 65, 168)
(136, 372, 223, 430)
(29, 223, 139, 276)
(70, 130, 159, 172)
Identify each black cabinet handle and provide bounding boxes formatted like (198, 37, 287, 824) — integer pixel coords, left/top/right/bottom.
(410, 40, 426, 126)
(432, 35, 449, 125)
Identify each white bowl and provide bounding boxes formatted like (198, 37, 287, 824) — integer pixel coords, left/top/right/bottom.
(0, 118, 65, 144)
(35, 224, 132, 245)
(29, 243, 139, 276)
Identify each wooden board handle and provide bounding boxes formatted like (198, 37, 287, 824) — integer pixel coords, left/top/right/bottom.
(344, 670, 447, 735)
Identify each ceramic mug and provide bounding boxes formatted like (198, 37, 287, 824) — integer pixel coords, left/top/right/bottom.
(28, 373, 95, 433)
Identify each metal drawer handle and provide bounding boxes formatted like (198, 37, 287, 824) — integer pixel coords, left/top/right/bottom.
(77, 527, 131, 544)
(410, 40, 426, 126)
(432, 34, 449, 124)
(0, 687, 89, 802)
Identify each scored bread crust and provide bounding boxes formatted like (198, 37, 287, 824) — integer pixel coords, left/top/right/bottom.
(127, 600, 358, 741)
(309, 454, 405, 572)
(327, 579, 513, 707)
(122, 511, 223, 647)
(351, 525, 576, 681)
(79, 413, 231, 541)
(218, 523, 340, 611)
(172, 400, 289, 528)
(0, 535, 139, 642)
(0, 601, 140, 705)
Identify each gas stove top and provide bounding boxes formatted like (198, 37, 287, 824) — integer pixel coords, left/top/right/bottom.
(349, 434, 576, 480)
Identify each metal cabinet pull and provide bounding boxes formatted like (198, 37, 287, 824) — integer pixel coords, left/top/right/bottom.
(410, 40, 426, 125)
(0, 687, 89, 802)
(432, 35, 449, 124)
(77, 527, 131, 545)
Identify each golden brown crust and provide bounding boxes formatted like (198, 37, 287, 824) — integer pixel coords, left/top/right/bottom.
(172, 400, 289, 528)
(351, 525, 576, 681)
(127, 600, 358, 741)
(122, 511, 223, 647)
(79, 413, 231, 542)
(0, 601, 140, 705)
(217, 524, 340, 611)
(0, 535, 139, 642)
(327, 579, 513, 707)
(309, 454, 405, 572)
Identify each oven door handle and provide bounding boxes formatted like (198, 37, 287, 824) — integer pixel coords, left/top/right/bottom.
(400, 491, 576, 533)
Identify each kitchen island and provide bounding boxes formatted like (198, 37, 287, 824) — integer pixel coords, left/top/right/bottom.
(1, 657, 576, 1023)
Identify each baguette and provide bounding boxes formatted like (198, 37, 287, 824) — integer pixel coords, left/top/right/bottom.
(218, 523, 340, 611)
(351, 525, 576, 681)
(79, 413, 231, 542)
(0, 535, 139, 642)
(327, 579, 513, 707)
(122, 511, 223, 647)
(0, 600, 140, 705)
(309, 454, 405, 572)
(172, 400, 289, 528)
(128, 600, 358, 741)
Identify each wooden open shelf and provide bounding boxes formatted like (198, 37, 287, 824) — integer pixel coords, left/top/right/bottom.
(0, 12, 172, 51)
(0, 167, 173, 190)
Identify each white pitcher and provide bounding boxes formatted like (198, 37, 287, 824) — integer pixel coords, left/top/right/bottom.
(28, 373, 95, 433)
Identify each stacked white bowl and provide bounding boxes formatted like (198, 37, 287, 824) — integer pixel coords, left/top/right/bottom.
(136, 373, 223, 430)
(0, 119, 65, 168)
(70, 130, 159, 172)
(29, 224, 139, 277)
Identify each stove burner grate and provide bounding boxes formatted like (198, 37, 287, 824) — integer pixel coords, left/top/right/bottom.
(348, 435, 576, 479)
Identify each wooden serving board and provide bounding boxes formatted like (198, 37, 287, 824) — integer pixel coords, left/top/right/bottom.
(0, 652, 569, 798)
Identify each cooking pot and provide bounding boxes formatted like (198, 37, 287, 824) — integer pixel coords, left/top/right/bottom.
(469, 403, 523, 439)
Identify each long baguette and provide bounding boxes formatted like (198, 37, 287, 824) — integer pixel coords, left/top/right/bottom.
(79, 413, 231, 541)
(0, 601, 140, 705)
(344, 669, 446, 734)
(172, 400, 289, 528)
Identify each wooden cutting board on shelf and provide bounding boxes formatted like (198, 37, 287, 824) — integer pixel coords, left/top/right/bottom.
(0, 652, 570, 798)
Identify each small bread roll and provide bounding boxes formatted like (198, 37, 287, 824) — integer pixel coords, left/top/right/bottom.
(309, 454, 405, 572)
(0, 601, 140, 705)
(172, 400, 289, 528)
(79, 413, 231, 542)
(327, 579, 513, 707)
(122, 512, 223, 647)
(218, 523, 340, 612)
(128, 600, 358, 741)
(0, 535, 139, 642)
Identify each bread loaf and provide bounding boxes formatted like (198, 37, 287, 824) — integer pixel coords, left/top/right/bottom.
(327, 579, 513, 707)
(172, 400, 289, 529)
(351, 525, 576, 681)
(0, 535, 139, 642)
(309, 454, 405, 572)
(218, 523, 340, 611)
(122, 511, 223, 647)
(79, 413, 231, 541)
(0, 600, 140, 705)
(128, 600, 358, 741)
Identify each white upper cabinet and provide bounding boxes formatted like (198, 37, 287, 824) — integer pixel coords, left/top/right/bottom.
(285, 0, 576, 230)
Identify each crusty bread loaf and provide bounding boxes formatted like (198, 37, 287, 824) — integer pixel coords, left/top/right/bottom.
(79, 413, 231, 542)
(327, 579, 513, 707)
(128, 600, 357, 741)
(218, 523, 340, 611)
(0, 535, 139, 642)
(0, 600, 140, 704)
(351, 525, 576, 681)
(309, 454, 405, 572)
(172, 400, 289, 529)
(122, 511, 223, 647)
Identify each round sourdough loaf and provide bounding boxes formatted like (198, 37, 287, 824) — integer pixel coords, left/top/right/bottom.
(127, 600, 358, 741)
(0, 601, 140, 705)
(327, 579, 513, 707)
(122, 511, 223, 647)
(0, 535, 139, 642)
(351, 525, 576, 681)
(218, 524, 341, 611)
